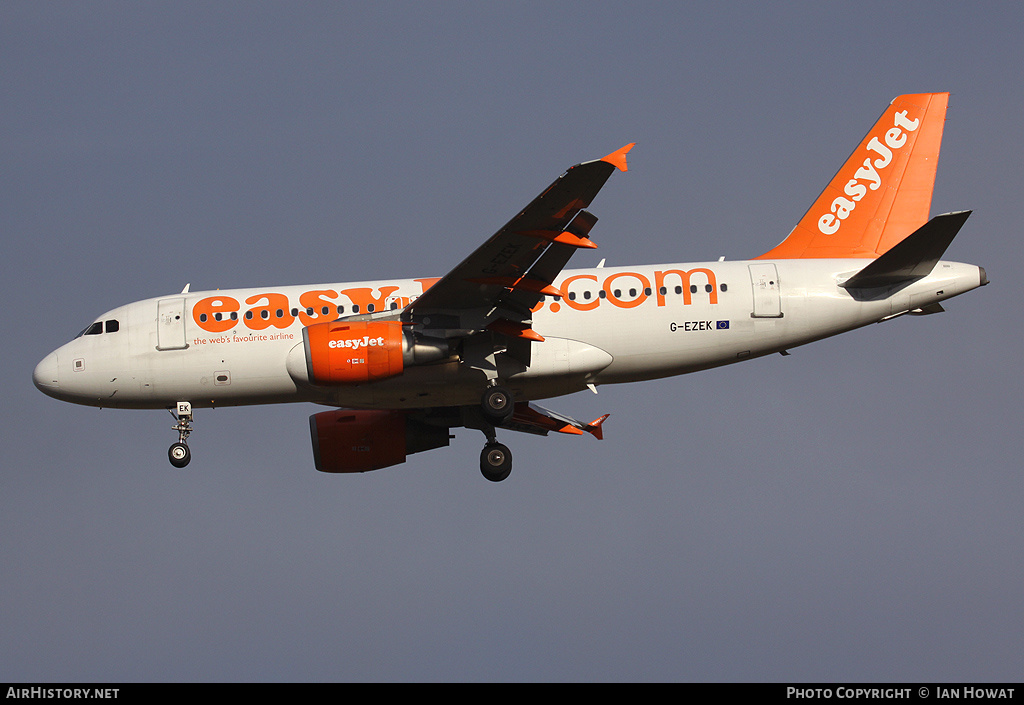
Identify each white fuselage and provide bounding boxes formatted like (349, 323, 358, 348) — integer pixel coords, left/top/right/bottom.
(33, 258, 986, 411)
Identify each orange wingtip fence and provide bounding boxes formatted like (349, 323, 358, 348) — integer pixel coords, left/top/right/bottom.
(601, 143, 635, 172)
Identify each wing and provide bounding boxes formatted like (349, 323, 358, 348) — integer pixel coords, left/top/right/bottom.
(503, 402, 610, 440)
(402, 143, 634, 342)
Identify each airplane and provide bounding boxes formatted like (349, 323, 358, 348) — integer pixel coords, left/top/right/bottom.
(33, 93, 987, 482)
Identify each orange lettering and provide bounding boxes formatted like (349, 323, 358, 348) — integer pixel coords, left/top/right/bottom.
(603, 272, 651, 309)
(341, 286, 400, 314)
(192, 296, 239, 333)
(560, 274, 600, 311)
(414, 278, 440, 293)
(244, 293, 294, 330)
(655, 269, 718, 306)
(298, 289, 339, 326)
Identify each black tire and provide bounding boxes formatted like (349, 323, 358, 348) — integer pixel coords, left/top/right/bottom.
(168, 442, 191, 468)
(481, 386, 514, 424)
(480, 442, 512, 482)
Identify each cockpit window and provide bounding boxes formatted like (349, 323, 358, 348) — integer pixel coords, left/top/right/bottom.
(78, 322, 103, 337)
(76, 320, 120, 337)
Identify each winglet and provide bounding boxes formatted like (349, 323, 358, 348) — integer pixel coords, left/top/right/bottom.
(584, 414, 610, 440)
(601, 143, 635, 173)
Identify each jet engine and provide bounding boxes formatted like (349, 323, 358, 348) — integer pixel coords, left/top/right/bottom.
(309, 409, 451, 472)
(301, 320, 448, 385)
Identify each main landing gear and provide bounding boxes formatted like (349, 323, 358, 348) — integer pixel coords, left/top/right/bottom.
(480, 439, 513, 483)
(168, 401, 193, 468)
(477, 385, 514, 482)
(480, 385, 514, 425)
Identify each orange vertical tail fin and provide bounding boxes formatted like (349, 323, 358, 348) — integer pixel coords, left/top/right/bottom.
(757, 93, 949, 260)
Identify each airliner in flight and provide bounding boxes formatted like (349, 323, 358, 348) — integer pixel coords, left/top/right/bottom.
(33, 93, 987, 481)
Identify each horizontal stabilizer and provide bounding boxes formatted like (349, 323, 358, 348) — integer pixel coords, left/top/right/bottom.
(841, 210, 971, 291)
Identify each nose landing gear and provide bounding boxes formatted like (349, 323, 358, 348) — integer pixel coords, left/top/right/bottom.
(168, 442, 190, 468)
(168, 401, 193, 468)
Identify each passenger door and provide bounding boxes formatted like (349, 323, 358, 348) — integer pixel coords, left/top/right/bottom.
(156, 298, 188, 350)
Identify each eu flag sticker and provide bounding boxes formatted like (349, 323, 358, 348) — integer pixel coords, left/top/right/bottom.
(716, 320, 730, 330)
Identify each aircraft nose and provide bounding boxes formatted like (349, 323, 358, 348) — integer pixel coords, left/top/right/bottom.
(33, 351, 59, 393)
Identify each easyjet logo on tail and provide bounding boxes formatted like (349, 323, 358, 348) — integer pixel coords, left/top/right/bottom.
(817, 109, 920, 236)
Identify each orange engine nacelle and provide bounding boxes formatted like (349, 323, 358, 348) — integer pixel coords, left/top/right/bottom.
(304, 320, 405, 384)
(309, 409, 451, 473)
(302, 320, 448, 385)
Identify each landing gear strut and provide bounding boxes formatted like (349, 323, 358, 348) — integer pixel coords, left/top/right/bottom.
(475, 385, 515, 481)
(168, 401, 193, 468)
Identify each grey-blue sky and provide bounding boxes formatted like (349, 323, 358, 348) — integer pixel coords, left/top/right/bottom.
(2, 1, 1020, 681)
